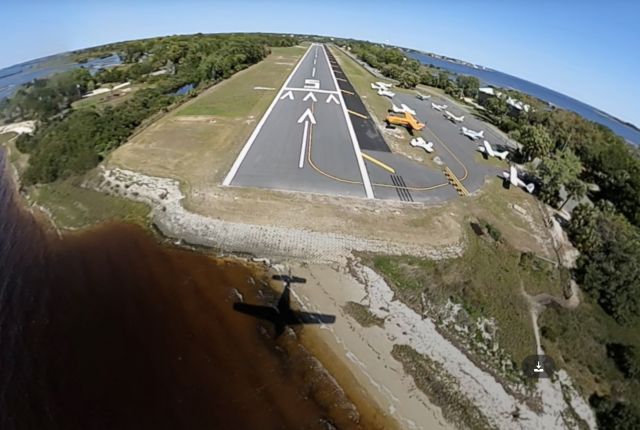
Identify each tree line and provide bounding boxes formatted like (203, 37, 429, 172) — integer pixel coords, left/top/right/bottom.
(4, 33, 298, 184)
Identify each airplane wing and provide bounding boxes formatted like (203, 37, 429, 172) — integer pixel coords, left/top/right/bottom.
(509, 165, 519, 186)
(292, 311, 336, 325)
(483, 140, 493, 155)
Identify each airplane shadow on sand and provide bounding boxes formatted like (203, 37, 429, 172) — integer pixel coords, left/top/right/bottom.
(233, 274, 336, 337)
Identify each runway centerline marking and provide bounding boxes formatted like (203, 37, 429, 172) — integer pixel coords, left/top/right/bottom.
(312, 66, 316, 78)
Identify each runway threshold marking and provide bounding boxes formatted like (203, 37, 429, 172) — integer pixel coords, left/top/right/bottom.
(362, 153, 396, 174)
(347, 109, 368, 119)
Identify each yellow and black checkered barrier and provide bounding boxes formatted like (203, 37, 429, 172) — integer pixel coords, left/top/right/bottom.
(443, 166, 470, 196)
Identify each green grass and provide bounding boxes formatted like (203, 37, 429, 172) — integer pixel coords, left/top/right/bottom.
(30, 179, 150, 229)
(368, 226, 561, 367)
(539, 298, 640, 400)
(177, 46, 307, 117)
(343, 301, 385, 328)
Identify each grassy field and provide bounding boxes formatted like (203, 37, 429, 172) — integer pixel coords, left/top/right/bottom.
(178, 46, 307, 117)
(367, 226, 547, 367)
(329, 46, 395, 124)
(30, 178, 150, 229)
(109, 45, 308, 190)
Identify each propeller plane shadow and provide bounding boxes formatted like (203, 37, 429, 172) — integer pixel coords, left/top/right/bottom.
(233, 274, 336, 337)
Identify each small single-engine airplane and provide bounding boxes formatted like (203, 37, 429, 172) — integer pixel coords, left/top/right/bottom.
(502, 165, 535, 193)
(444, 110, 465, 123)
(431, 102, 448, 111)
(390, 103, 416, 115)
(410, 136, 434, 153)
(477, 140, 509, 160)
(386, 111, 425, 132)
(416, 92, 431, 100)
(461, 126, 485, 140)
(371, 81, 395, 97)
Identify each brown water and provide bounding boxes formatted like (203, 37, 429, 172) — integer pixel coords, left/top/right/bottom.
(0, 150, 361, 430)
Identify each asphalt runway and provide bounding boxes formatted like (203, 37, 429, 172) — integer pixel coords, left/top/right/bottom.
(224, 44, 372, 198)
(224, 43, 507, 203)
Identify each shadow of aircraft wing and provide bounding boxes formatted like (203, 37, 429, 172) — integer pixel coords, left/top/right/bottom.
(272, 274, 307, 284)
(290, 311, 336, 325)
(233, 302, 279, 322)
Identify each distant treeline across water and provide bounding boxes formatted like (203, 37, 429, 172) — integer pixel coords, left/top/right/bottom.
(408, 51, 640, 145)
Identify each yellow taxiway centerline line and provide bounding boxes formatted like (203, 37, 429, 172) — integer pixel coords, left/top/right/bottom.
(347, 109, 368, 119)
(361, 153, 396, 174)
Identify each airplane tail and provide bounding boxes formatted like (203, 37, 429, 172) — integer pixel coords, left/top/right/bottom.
(525, 183, 535, 193)
(460, 116, 465, 121)
(478, 130, 484, 137)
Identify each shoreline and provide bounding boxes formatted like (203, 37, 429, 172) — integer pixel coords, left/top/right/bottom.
(2, 144, 598, 429)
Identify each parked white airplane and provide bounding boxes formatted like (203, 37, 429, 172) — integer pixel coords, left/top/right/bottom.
(502, 165, 535, 193)
(477, 140, 509, 160)
(461, 126, 484, 140)
(444, 110, 465, 123)
(391, 103, 416, 115)
(416, 93, 431, 100)
(410, 137, 434, 153)
(371, 81, 392, 90)
(378, 88, 395, 98)
(431, 102, 447, 111)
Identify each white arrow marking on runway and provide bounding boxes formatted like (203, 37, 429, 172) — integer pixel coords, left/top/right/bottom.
(280, 90, 294, 100)
(326, 94, 340, 104)
(303, 91, 317, 102)
(299, 120, 310, 168)
(297, 108, 316, 124)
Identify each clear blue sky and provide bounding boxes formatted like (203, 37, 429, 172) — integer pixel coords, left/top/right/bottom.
(1, 0, 638, 125)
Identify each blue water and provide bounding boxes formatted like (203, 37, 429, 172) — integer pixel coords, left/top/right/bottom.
(408, 51, 640, 145)
(0, 53, 121, 100)
(174, 83, 195, 96)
